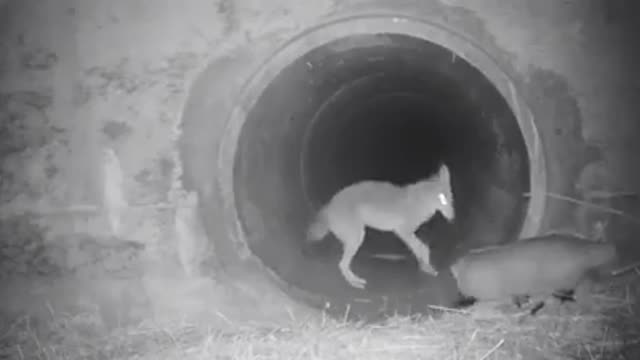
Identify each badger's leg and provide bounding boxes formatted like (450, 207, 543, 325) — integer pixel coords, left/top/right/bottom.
(529, 301, 546, 316)
(454, 293, 477, 308)
(512, 294, 531, 308)
(552, 289, 576, 303)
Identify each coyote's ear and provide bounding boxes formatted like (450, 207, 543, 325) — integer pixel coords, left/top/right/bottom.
(439, 163, 450, 179)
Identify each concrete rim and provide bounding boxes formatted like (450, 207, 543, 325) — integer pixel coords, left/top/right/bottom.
(217, 13, 547, 267)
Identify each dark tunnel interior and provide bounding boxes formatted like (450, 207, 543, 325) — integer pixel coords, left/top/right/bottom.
(234, 33, 532, 319)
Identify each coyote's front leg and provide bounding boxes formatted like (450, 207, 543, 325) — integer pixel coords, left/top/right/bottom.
(395, 230, 438, 276)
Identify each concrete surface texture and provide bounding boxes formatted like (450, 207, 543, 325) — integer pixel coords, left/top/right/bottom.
(0, 0, 639, 329)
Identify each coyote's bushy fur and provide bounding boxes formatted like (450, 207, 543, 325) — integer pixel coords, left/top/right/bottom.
(306, 164, 455, 289)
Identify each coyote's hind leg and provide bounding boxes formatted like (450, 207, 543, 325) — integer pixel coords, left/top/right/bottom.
(334, 225, 367, 289)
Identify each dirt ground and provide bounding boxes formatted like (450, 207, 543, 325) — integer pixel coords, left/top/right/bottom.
(2, 272, 640, 360)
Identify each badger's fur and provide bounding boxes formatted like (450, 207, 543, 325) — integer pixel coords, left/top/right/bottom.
(450, 233, 618, 314)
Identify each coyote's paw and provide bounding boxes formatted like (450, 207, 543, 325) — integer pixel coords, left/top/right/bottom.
(343, 272, 367, 289)
(419, 262, 438, 276)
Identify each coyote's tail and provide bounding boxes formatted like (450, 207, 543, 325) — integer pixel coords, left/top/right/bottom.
(306, 206, 330, 242)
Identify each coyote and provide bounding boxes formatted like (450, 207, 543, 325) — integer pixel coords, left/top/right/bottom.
(306, 164, 455, 288)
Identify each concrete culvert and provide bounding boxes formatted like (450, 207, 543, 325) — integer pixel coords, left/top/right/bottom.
(181, 17, 547, 321)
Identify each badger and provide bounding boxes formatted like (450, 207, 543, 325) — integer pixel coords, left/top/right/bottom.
(450, 233, 618, 315)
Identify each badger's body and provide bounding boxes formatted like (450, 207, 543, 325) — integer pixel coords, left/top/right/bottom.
(450, 233, 618, 308)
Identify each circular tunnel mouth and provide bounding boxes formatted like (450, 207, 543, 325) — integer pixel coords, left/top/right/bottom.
(231, 25, 542, 320)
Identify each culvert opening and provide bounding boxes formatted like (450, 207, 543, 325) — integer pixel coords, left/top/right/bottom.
(234, 32, 533, 319)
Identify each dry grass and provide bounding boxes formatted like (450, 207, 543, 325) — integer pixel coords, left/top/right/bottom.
(2, 275, 640, 360)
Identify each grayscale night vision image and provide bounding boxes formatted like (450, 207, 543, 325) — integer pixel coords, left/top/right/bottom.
(1, 1, 640, 359)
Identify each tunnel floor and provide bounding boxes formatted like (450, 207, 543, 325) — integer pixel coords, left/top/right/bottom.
(298, 215, 465, 320)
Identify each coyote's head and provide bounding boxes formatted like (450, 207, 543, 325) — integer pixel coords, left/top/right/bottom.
(415, 163, 454, 221)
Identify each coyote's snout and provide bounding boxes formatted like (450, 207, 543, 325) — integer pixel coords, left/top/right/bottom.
(306, 164, 454, 289)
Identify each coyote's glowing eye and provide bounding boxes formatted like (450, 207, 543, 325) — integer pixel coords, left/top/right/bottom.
(438, 193, 448, 206)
